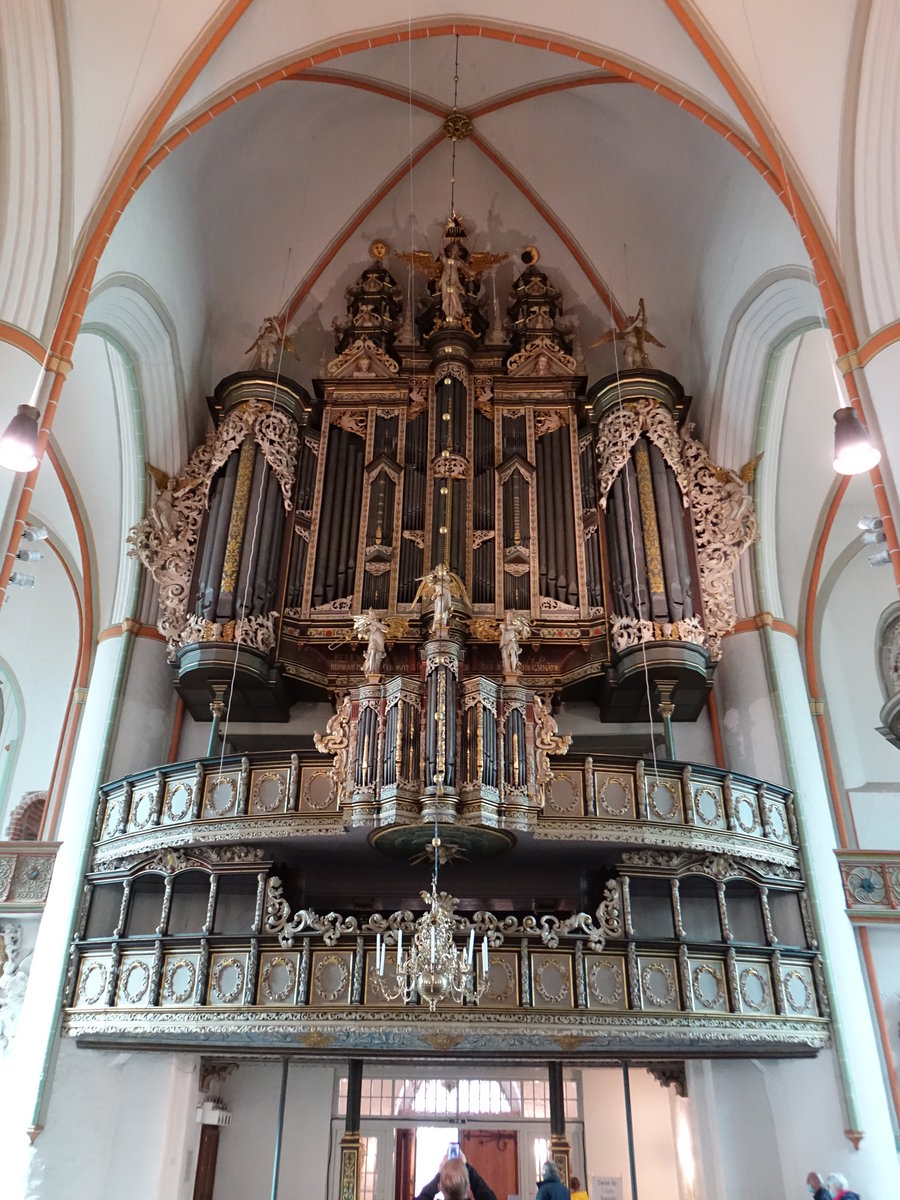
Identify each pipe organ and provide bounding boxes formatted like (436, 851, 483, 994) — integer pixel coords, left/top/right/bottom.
(92, 222, 822, 1067)
(131, 223, 758, 827)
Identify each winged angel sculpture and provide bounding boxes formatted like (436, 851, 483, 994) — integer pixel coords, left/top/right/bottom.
(593, 298, 665, 369)
(395, 213, 507, 325)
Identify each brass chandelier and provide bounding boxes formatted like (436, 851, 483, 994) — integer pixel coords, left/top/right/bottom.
(374, 827, 491, 1011)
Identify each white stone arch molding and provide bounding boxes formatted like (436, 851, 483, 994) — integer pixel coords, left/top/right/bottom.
(0, 0, 66, 335)
(82, 275, 187, 623)
(0, 656, 25, 828)
(854, 0, 900, 330)
(709, 268, 825, 622)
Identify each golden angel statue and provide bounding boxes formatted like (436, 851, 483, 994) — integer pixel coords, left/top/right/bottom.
(395, 213, 507, 324)
(145, 463, 201, 537)
(593, 298, 664, 369)
(245, 315, 298, 372)
(411, 563, 470, 635)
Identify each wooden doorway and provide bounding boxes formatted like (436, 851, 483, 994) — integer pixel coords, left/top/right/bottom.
(462, 1130, 519, 1200)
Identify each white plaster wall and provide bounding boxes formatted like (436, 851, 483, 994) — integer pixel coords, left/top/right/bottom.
(711, 630, 786, 786)
(848, 789, 900, 851)
(866, 925, 900, 1114)
(106, 634, 176, 780)
(581, 1066, 679, 1199)
(213, 1061, 335, 1200)
(8, 1040, 201, 1200)
(688, 1051, 900, 1200)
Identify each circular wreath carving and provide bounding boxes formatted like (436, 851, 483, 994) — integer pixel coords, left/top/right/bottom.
(252, 771, 286, 814)
(211, 956, 245, 1004)
(640, 961, 676, 1007)
(130, 789, 155, 830)
(648, 782, 678, 821)
(314, 954, 350, 1002)
(733, 794, 758, 833)
(261, 956, 296, 1003)
(783, 968, 813, 1014)
(163, 958, 196, 1004)
(104, 798, 124, 836)
(691, 963, 725, 1010)
(693, 786, 722, 826)
(766, 804, 787, 841)
(205, 776, 237, 817)
(119, 959, 151, 1004)
(739, 965, 771, 1012)
(483, 958, 515, 1003)
(534, 958, 570, 1004)
(303, 769, 336, 811)
(549, 776, 580, 815)
(78, 960, 108, 1004)
(597, 776, 631, 816)
(588, 961, 624, 1006)
(164, 781, 192, 822)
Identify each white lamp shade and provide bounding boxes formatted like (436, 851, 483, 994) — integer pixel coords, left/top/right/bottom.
(0, 404, 40, 472)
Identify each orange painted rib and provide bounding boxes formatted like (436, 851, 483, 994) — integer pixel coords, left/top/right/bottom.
(0, 0, 255, 604)
(0, 323, 47, 364)
(1, 16, 887, 607)
(287, 69, 447, 117)
(857, 320, 900, 367)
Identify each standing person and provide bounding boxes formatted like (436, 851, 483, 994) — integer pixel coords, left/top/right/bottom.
(568, 1175, 588, 1200)
(535, 1160, 570, 1200)
(806, 1170, 861, 1199)
(416, 1149, 497, 1200)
